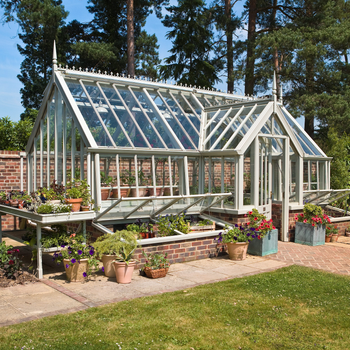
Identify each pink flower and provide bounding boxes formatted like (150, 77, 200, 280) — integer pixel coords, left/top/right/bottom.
(304, 219, 307, 223)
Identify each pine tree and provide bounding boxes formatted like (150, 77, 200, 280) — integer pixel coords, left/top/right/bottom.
(160, 0, 221, 88)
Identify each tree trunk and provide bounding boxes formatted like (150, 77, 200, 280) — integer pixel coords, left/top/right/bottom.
(245, 0, 257, 96)
(304, 0, 314, 138)
(127, 0, 135, 77)
(272, 0, 280, 95)
(225, 0, 233, 92)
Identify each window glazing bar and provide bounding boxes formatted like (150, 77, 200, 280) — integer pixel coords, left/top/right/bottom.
(180, 93, 201, 121)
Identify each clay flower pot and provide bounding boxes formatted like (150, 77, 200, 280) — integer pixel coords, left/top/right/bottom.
(325, 235, 332, 243)
(226, 242, 249, 260)
(66, 198, 83, 212)
(63, 258, 88, 282)
(113, 260, 136, 284)
(101, 255, 118, 277)
(331, 234, 338, 242)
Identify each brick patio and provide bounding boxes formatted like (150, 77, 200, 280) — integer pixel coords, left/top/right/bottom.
(269, 240, 350, 275)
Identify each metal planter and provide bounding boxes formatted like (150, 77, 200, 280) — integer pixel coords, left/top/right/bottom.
(295, 222, 325, 246)
(247, 229, 278, 256)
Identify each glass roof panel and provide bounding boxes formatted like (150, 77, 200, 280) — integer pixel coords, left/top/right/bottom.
(197, 97, 211, 107)
(99, 84, 148, 148)
(66, 80, 114, 147)
(84, 82, 131, 148)
(147, 91, 196, 150)
(172, 94, 201, 131)
(133, 90, 180, 149)
(184, 94, 203, 116)
(159, 91, 199, 147)
(283, 111, 322, 156)
(117, 86, 165, 148)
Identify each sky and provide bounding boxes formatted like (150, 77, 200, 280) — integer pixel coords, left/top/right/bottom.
(0, 0, 303, 128)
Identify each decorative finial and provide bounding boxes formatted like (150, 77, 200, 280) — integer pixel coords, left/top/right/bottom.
(272, 71, 277, 102)
(52, 40, 57, 70)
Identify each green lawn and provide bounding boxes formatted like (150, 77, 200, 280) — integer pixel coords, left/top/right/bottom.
(1, 265, 350, 350)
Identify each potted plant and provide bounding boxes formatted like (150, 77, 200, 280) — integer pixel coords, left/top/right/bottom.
(120, 170, 136, 197)
(0, 191, 7, 205)
(92, 230, 139, 278)
(80, 180, 94, 211)
(189, 218, 215, 233)
(294, 204, 330, 246)
(126, 219, 154, 239)
(113, 236, 139, 284)
(245, 209, 278, 256)
(39, 181, 65, 204)
(100, 171, 114, 200)
(157, 212, 190, 236)
(329, 225, 339, 242)
(216, 225, 258, 260)
(137, 170, 151, 197)
(141, 251, 170, 279)
(325, 225, 333, 243)
(65, 179, 83, 212)
(53, 234, 99, 282)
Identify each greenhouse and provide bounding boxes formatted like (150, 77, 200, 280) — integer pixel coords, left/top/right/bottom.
(20, 43, 348, 245)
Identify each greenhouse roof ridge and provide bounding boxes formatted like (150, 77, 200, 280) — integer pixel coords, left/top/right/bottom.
(58, 64, 259, 101)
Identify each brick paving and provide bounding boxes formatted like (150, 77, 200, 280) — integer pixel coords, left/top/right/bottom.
(269, 241, 350, 275)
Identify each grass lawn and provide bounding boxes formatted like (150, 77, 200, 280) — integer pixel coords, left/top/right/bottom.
(1, 265, 350, 350)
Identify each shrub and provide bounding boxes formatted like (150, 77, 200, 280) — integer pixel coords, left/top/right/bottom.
(0, 242, 22, 278)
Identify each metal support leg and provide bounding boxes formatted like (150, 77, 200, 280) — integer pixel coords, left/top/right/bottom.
(83, 221, 86, 243)
(37, 224, 43, 279)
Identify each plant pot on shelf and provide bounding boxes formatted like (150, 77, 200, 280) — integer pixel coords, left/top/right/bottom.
(144, 267, 169, 279)
(9, 200, 18, 207)
(226, 242, 249, 261)
(66, 198, 83, 212)
(345, 230, 350, 237)
(101, 188, 111, 200)
(331, 234, 338, 242)
(63, 258, 88, 282)
(189, 222, 216, 233)
(325, 235, 332, 243)
(295, 222, 326, 246)
(18, 200, 24, 209)
(152, 188, 164, 196)
(80, 205, 90, 212)
(248, 229, 278, 256)
(140, 232, 149, 239)
(113, 260, 136, 284)
(111, 187, 130, 198)
(163, 188, 171, 196)
(101, 255, 118, 277)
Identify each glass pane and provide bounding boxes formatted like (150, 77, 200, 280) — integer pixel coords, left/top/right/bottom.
(118, 87, 165, 148)
(148, 91, 195, 150)
(173, 93, 201, 131)
(133, 90, 180, 149)
(158, 91, 199, 147)
(189, 157, 199, 194)
(66, 80, 114, 147)
(100, 84, 148, 148)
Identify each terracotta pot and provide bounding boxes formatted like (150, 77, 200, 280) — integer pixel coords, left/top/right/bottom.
(111, 187, 130, 198)
(66, 198, 83, 212)
(18, 200, 24, 209)
(345, 231, 350, 237)
(331, 234, 338, 242)
(140, 232, 149, 239)
(80, 205, 90, 211)
(4, 200, 10, 206)
(226, 242, 249, 260)
(129, 188, 149, 197)
(152, 188, 164, 196)
(9, 200, 18, 207)
(325, 235, 332, 243)
(101, 255, 118, 277)
(113, 260, 136, 284)
(63, 258, 88, 282)
(101, 188, 110, 200)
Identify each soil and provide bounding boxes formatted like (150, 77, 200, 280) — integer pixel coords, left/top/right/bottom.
(0, 269, 38, 288)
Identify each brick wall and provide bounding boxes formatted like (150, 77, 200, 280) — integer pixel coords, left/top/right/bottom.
(0, 151, 26, 231)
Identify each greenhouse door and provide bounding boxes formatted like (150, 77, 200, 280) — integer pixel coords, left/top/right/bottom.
(257, 137, 272, 220)
(258, 135, 290, 241)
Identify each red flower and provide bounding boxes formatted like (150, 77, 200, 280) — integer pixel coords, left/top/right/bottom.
(248, 211, 252, 215)
(8, 260, 14, 265)
(312, 223, 315, 227)
(254, 217, 258, 221)
(272, 226, 276, 229)
(300, 213, 304, 217)
(257, 235, 261, 240)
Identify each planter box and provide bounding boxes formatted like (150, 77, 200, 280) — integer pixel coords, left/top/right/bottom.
(189, 222, 216, 233)
(295, 222, 325, 246)
(248, 229, 278, 256)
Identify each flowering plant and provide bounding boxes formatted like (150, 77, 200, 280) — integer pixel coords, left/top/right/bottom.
(326, 224, 338, 237)
(295, 203, 330, 226)
(245, 208, 276, 238)
(142, 251, 170, 270)
(217, 225, 260, 243)
(0, 242, 22, 278)
(53, 234, 99, 277)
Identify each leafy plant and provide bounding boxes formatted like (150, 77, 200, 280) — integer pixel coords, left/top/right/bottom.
(100, 171, 114, 187)
(197, 219, 213, 226)
(157, 212, 190, 236)
(326, 224, 339, 237)
(93, 230, 139, 257)
(217, 225, 258, 243)
(126, 219, 153, 234)
(245, 208, 276, 238)
(142, 251, 170, 270)
(120, 170, 136, 186)
(36, 203, 72, 215)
